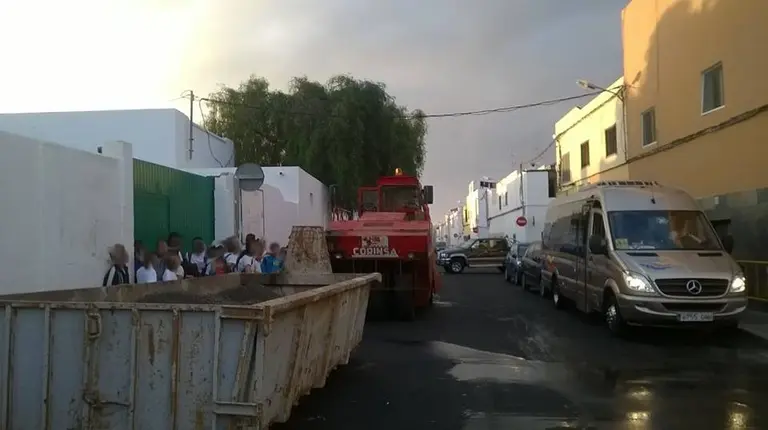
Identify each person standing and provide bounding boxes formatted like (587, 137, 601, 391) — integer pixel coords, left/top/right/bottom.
(103, 244, 130, 286)
(136, 253, 159, 283)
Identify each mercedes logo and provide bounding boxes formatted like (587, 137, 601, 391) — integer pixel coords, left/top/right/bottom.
(686, 280, 703, 295)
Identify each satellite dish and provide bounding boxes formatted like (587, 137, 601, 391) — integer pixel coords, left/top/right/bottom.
(234, 163, 265, 191)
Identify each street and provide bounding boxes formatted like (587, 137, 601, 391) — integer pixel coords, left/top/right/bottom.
(277, 270, 768, 430)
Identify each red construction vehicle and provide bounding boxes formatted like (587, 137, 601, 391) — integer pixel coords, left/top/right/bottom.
(326, 168, 442, 320)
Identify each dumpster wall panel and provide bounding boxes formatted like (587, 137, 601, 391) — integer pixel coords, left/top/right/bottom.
(134, 159, 215, 251)
(0, 272, 377, 430)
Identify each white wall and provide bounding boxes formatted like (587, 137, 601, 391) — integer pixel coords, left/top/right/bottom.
(554, 77, 626, 186)
(0, 109, 234, 170)
(488, 168, 553, 244)
(0, 132, 134, 294)
(465, 180, 493, 238)
(187, 166, 328, 247)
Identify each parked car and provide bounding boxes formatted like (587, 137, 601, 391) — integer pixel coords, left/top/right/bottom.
(437, 236, 509, 274)
(518, 241, 544, 292)
(503, 242, 530, 284)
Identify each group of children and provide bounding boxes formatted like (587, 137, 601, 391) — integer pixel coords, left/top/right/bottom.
(130, 233, 287, 285)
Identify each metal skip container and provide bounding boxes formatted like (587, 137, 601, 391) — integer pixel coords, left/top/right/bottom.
(0, 227, 379, 430)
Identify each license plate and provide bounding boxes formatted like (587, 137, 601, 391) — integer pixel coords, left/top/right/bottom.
(678, 312, 714, 322)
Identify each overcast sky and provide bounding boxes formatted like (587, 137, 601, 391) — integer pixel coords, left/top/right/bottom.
(0, 0, 626, 216)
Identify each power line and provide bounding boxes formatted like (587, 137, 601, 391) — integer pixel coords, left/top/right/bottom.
(193, 90, 605, 120)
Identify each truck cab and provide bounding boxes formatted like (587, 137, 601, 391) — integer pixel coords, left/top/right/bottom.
(358, 168, 434, 219)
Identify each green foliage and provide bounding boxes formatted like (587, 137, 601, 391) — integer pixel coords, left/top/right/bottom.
(204, 74, 427, 209)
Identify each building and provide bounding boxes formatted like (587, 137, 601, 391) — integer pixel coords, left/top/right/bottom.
(0, 108, 235, 170)
(464, 179, 496, 239)
(621, 0, 768, 258)
(185, 166, 328, 246)
(555, 77, 628, 194)
(488, 166, 556, 243)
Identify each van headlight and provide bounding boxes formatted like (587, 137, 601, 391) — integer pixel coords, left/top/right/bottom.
(730, 275, 746, 293)
(623, 272, 656, 294)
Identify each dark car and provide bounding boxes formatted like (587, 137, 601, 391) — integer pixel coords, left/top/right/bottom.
(437, 236, 509, 274)
(518, 241, 544, 293)
(503, 242, 530, 284)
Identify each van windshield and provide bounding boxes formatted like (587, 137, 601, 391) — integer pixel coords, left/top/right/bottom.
(607, 210, 721, 251)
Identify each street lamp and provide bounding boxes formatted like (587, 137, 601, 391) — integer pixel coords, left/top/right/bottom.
(577, 79, 624, 101)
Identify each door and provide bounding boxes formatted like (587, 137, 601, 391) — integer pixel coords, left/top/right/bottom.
(488, 238, 508, 266)
(583, 209, 608, 312)
(467, 239, 491, 267)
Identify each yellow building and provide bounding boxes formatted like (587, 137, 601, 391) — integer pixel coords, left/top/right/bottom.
(622, 0, 768, 259)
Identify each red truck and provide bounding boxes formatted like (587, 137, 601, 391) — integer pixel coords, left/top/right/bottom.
(326, 168, 442, 320)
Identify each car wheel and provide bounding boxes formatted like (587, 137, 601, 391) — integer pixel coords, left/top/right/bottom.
(552, 278, 567, 310)
(604, 293, 628, 336)
(450, 258, 465, 274)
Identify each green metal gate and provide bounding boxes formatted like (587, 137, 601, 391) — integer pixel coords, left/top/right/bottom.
(134, 160, 215, 252)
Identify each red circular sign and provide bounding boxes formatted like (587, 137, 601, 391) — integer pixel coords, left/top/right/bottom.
(516, 216, 528, 227)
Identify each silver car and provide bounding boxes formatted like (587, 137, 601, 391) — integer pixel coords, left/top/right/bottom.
(539, 180, 746, 336)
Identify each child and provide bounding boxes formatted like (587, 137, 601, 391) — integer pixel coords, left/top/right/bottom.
(205, 245, 229, 276)
(261, 242, 282, 274)
(275, 247, 287, 272)
(162, 254, 180, 282)
(236, 240, 263, 273)
(136, 252, 159, 284)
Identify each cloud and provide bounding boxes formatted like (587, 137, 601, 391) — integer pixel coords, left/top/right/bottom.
(181, 0, 629, 215)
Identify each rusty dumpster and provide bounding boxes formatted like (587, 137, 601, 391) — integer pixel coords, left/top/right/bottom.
(0, 271, 379, 430)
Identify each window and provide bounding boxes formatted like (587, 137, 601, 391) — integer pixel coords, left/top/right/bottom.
(561, 152, 571, 183)
(591, 212, 605, 238)
(580, 141, 590, 168)
(641, 108, 656, 146)
(604, 125, 617, 156)
(702, 63, 724, 113)
(498, 196, 502, 210)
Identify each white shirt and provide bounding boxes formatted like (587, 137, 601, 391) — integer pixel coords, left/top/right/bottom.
(136, 266, 157, 283)
(188, 252, 207, 274)
(236, 255, 262, 273)
(224, 252, 239, 270)
(162, 269, 178, 282)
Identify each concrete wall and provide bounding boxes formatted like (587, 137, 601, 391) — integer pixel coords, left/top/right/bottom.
(488, 169, 552, 243)
(555, 77, 628, 188)
(0, 132, 133, 294)
(0, 109, 234, 170)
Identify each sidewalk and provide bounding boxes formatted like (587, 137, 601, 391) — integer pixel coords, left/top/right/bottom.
(740, 300, 768, 340)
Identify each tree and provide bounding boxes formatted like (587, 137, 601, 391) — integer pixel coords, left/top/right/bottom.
(204, 74, 427, 210)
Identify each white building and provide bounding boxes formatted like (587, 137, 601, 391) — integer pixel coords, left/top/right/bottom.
(488, 166, 555, 244)
(555, 77, 627, 194)
(0, 108, 235, 170)
(465, 179, 496, 239)
(185, 166, 328, 246)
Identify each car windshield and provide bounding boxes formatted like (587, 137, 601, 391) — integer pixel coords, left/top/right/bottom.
(607, 210, 721, 251)
(458, 239, 475, 248)
(380, 186, 421, 212)
(516, 244, 529, 255)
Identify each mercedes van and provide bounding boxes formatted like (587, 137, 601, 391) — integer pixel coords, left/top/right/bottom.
(538, 180, 746, 336)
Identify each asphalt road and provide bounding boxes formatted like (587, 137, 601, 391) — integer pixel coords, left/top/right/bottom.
(276, 269, 768, 430)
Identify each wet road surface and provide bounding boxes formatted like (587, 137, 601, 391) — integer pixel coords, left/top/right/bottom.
(276, 271, 768, 429)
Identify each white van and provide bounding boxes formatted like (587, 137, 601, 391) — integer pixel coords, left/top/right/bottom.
(538, 180, 746, 336)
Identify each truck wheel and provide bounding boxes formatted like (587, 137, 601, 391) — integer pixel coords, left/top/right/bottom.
(449, 258, 465, 274)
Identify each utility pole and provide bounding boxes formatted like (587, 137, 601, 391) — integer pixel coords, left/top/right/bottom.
(519, 163, 525, 217)
(188, 90, 195, 160)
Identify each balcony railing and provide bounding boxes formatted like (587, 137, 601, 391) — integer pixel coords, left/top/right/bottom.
(738, 260, 768, 302)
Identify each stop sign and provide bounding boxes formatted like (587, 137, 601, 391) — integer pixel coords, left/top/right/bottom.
(516, 216, 527, 227)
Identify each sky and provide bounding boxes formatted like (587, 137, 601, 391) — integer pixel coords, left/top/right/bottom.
(0, 0, 626, 216)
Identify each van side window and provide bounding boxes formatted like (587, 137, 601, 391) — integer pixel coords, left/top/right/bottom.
(592, 212, 606, 238)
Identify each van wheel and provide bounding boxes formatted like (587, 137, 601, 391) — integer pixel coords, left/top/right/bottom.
(604, 293, 627, 336)
(551, 278, 566, 310)
(449, 258, 465, 274)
